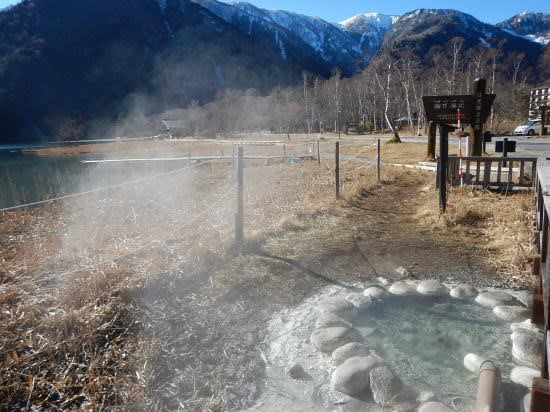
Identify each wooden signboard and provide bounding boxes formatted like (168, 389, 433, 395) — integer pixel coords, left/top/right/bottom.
(423, 94, 495, 125)
(423, 95, 475, 124)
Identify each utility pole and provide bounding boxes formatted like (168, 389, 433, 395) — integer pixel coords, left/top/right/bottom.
(541, 106, 548, 137)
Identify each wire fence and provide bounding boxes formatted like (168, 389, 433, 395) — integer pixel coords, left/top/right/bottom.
(2, 141, 373, 287)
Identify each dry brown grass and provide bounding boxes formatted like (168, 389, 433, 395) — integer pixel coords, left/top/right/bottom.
(23, 136, 316, 159)
(0, 138, 538, 410)
(339, 140, 498, 165)
(417, 187, 536, 287)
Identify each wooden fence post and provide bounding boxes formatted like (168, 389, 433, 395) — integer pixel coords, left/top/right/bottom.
(335, 141, 340, 200)
(235, 146, 244, 255)
(317, 140, 321, 164)
(377, 138, 381, 182)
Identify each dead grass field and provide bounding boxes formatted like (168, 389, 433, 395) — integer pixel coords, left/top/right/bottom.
(0, 139, 537, 411)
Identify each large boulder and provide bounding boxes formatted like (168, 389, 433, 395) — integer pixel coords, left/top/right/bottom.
(363, 286, 387, 299)
(475, 291, 519, 308)
(346, 292, 374, 311)
(512, 329, 544, 367)
(331, 355, 382, 396)
(449, 284, 478, 299)
(463, 353, 489, 375)
(389, 281, 417, 296)
(417, 280, 448, 296)
(310, 327, 354, 353)
(315, 313, 352, 329)
(510, 366, 540, 388)
(418, 401, 453, 412)
(369, 365, 401, 406)
(319, 296, 358, 322)
(493, 305, 529, 322)
(331, 342, 371, 366)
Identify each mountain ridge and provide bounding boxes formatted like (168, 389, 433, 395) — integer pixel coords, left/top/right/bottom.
(0, 1, 547, 142)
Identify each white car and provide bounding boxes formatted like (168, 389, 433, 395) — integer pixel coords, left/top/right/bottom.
(514, 119, 543, 136)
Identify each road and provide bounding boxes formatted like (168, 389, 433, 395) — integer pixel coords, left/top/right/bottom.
(326, 134, 550, 158)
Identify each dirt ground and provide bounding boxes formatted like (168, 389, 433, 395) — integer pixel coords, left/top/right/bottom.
(0, 139, 537, 411)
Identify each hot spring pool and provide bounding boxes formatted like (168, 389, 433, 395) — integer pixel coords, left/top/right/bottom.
(353, 295, 513, 399)
(255, 282, 533, 412)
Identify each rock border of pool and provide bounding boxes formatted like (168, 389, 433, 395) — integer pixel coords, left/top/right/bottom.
(259, 278, 543, 411)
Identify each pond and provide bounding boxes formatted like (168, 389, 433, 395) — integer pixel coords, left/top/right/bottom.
(0, 149, 193, 209)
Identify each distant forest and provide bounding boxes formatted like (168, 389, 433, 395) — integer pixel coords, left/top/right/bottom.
(145, 40, 550, 140)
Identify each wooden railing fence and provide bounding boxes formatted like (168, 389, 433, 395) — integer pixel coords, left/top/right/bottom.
(444, 156, 537, 189)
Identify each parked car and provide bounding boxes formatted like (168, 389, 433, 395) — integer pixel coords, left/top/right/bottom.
(514, 119, 544, 136)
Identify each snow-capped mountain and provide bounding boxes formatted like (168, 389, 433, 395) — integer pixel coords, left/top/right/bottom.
(191, 0, 390, 73)
(374, 9, 544, 69)
(339, 13, 397, 64)
(0, 0, 547, 142)
(497, 12, 550, 45)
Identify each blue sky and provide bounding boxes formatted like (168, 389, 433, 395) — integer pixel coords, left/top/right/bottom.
(0, 0, 548, 24)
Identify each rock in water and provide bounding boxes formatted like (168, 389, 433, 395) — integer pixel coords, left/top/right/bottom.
(388, 281, 416, 296)
(331, 355, 382, 395)
(396, 266, 411, 277)
(417, 391, 436, 403)
(463, 353, 489, 374)
(450, 284, 478, 299)
(510, 366, 540, 388)
(511, 319, 540, 333)
(370, 365, 401, 406)
(288, 364, 309, 380)
(417, 280, 448, 296)
(418, 401, 453, 412)
(310, 327, 354, 353)
(315, 313, 352, 329)
(512, 329, 543, 367)
(331, 342, 371, 366)
(345, 292, 374, 311)
(475, 291, 518, 308)
(319, 296, 358, 321)
(493, 305, 529, 322)
(363, 286, 387, 299)
(393, 401, 418, 411)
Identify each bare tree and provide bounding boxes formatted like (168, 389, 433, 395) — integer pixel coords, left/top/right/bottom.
(302, 72, 312, 134)
(450, 37, 464, 94)
(375, 61, 401, 142)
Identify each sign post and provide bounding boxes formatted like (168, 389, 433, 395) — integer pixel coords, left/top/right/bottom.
(427, 121, 436, 161)
(470, 79, 494, 156)
(439, 124, 450, 213)
(422, 78, 495, 213)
